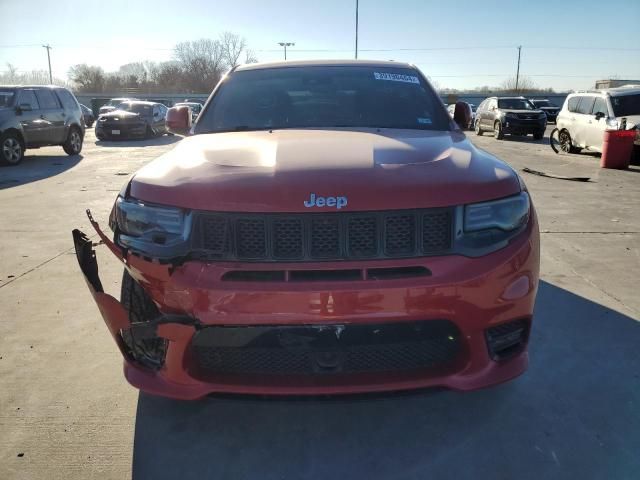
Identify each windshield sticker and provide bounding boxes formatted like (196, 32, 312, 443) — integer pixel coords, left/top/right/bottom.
(373, 72, 420, 84)
(417, 117, 432, 124)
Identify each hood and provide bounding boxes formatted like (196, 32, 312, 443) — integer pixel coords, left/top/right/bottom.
(500, 109, 545, 115)
(129, 129, 521, 212)
(100, 110, 140, 120)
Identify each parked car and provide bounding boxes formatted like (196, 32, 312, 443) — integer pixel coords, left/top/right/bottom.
(475, 96, 547, 140)
(95, 101, 169, 140)
(174, 102, 203, 123)
(0, 85, 85, 166)
(80, 103, 95, 127)
(555, 86, 640, 153)
(447, 102, 476, 128)
(73, 60, 540, 400)
(529, 99, 560, 123)
(98, 97, 137, 115)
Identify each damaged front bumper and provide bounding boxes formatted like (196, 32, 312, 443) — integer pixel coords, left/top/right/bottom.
(73, 209, 539, 400)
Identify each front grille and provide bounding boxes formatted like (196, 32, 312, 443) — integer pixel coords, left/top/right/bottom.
(194, 209, 453, 262)
(189, 320, 461, 377)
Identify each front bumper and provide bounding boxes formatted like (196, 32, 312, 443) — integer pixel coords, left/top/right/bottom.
(73, 209, 540, 399)
(503, 117, 546, 134)
(95, 121, 147, 139)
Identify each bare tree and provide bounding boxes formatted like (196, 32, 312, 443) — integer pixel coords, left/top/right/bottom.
(244, 49, 258, 64)
(5, 63, 19, 83)
(220, 31, 247, 68)
(68, 64, 106, 92)
(500, 75, 537, 94)
(174, 39, 225, 92)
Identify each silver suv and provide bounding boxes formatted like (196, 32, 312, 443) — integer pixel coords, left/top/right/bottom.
(555, 86, 640, 153)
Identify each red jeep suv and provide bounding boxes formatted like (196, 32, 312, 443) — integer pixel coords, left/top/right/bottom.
(73, 60, 539, 400)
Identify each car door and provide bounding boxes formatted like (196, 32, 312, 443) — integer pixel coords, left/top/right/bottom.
(572, 96, 596, 148)
(485, 99, 497, 129)
(582, 96, 609, 152)
(15, 89, 45, 146)
(34, 88, 66, 144)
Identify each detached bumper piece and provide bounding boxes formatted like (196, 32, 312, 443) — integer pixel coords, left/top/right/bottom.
(189, 320, 462, 379)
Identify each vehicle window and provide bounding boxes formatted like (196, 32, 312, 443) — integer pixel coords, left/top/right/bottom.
(592, 97, 608, 116)
(197, 66, 451, 133)
(497, 98, 534, 110)
(56, 89, 79, 110)
(567, 96, 580, 112)
(35, 89, 61, 109)
(118, 103, 152, 115)
(610, 94, 640, 117)
(0, 90, 16, 107)
(576, 96, 595, 114)
(18, 90, 40, 110)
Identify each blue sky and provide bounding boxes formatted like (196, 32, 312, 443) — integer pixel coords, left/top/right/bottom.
(1, 0, 639, 91)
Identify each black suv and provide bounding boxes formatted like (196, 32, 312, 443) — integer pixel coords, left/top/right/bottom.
(529, 98, 560, 123)
(474, 96, 546, 140)
(95, 101, 169, 140)
(0, 86, 85, 166)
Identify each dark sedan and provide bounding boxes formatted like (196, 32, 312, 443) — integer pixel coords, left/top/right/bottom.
(80, 104, 95, 127)
(95, 101, 169, 140)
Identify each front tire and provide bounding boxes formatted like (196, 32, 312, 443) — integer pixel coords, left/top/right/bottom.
(533, 131, 544, 140)
(474, 120, 483, 136)
(0, 132, 24, 166)
(494, 121, 504, 140)
(63, 127, 83, 155)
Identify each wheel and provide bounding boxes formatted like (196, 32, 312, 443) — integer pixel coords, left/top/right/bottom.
(63, 127, 83, 155)
(494, 121, 504, 140)
(559, 130, 581, 153)
(533, 131, 544, 140)
(474, 120, 483, 136)
(120, 269, 167, 369)
(86, 120, 93, 128)
(0, 132, 24, 166)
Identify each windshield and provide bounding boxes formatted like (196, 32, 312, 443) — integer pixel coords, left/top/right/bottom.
(610, 94, 640, 117)
(196, 66, 450, 133)
(116, 102, 152, 115)
(0, 90, 16, 108)
(498, 98, 535, 110)
(533, 100, 557, 108)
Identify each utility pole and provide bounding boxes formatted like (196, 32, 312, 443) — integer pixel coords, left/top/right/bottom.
(355, 0, 359, 59)
(277, 42, 294, 61)
(42, 44, 53, 84)
(515, 45, 522, 93)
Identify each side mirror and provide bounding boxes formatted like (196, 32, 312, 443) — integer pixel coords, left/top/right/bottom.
(453, 102, 472, 129)
(594, 111, 606, 120)
(166, 106, 192, 135)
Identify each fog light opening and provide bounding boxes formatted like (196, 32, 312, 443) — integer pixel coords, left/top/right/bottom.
(485, 319, 529, 361)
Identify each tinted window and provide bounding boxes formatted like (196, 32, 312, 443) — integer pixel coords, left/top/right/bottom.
(576, 96, 595, 114)
(56, 89, 79, 110)
(35, 89, 60, 109)
(197, 66, 450, 133)
(18, 90, 40, 110)
(0, 89, 16, 108)
(592, 97, 608, 116)
(497, 98, 534, 110)
(610, 94, 640, 117)
(567, 96, 580, 112)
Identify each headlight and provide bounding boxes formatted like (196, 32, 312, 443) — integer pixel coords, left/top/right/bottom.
(464, 192, 530, 232)
(114, 197, 191, 250)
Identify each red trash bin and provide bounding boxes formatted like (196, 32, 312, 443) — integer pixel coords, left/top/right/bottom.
(600, 129, 636, 169)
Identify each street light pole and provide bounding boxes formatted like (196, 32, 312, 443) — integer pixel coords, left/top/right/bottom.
(277, 42, 295, 61)
(42, 44, 53, 84)
(355, 0, 359, 59)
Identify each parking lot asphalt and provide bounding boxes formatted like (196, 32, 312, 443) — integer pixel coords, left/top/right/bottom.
(1, 127, 638, 479)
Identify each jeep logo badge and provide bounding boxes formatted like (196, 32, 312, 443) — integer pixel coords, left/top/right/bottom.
(304, 193, 348, 209)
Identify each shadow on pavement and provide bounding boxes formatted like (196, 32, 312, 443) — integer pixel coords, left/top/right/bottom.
(132, 280, 640, 480)
(0, 154, 82, 189)
(95, 135, 182, 148)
